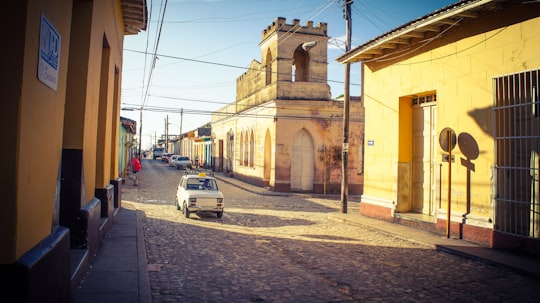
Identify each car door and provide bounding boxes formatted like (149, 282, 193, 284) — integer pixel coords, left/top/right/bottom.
(177, 177, 188, 206)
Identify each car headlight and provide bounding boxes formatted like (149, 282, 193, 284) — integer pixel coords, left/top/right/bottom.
(217, 198, 223, 203)
(189, 198, 197, 203)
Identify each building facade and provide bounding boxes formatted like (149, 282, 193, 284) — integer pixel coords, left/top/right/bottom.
(212, 17, 364, 194)
(0, 1, 146, 301)
(119, 116, 138, 179)
(338, 0, 540, 255)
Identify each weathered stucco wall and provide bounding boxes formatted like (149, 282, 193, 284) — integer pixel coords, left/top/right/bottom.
(361, 8, 540, 224)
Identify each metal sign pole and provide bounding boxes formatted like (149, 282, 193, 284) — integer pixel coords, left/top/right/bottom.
(447, 129, 452, 238)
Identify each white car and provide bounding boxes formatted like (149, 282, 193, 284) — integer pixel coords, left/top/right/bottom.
(176, 172, 224, 218)
(175, 156, 192, 170)
(169, 155, 180, 167)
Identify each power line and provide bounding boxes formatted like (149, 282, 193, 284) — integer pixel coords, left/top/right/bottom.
(121, 102, 365, 122)
(124, 48, 359, 86)
(142, 0, 169, 109)
(122, 98, 352, 116)
(137, 0, 169, 157)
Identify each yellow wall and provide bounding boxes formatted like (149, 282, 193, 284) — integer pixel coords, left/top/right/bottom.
(2, 0, 126, 262)
(64, 0, 124, 197)
(361, 14, 540, 220)
(5, 0, 73, 262)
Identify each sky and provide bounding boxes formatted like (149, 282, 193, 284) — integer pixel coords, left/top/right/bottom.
(120, 0, 457, 150)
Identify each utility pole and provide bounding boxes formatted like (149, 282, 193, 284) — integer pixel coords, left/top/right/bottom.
(341, 0, 353, 213)
(165, 115, 169, 153)
(179, 109, 183, 155)
(138, 107, 143, 159)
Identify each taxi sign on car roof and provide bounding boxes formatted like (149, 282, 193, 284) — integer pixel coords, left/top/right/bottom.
(183, 170, 214, 177)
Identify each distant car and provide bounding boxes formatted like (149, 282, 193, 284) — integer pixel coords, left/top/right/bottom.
(169, 155, 180, 167)
(153, 147, 164, 160)
(161, 153, 171, 163)
(176, 172, 224, 218)
(175, 156, 192, 170)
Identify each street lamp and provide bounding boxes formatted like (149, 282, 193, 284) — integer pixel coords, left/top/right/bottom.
(302, 41, 317, 51)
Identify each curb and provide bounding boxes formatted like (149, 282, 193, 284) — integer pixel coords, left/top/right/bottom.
(136, 210, 152, 303)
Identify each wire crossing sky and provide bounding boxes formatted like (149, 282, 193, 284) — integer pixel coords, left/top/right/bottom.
(121, 0, 457, 150)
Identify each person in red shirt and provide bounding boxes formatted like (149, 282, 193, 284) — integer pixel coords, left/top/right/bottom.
(132, 156, 141, 186)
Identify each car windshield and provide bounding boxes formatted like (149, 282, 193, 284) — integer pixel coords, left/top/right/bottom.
(186, 178, 217, 190)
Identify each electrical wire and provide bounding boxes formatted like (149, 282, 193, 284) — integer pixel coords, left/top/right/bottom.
(276, 0, 335, 47)
(124, 48, 359, 86)
(140, 1, 153, 108)
(142, 0, 169, 109)
(363, 17, 463, 64)
(351, 1, 387, 33)
(393, 26, 508, 65)
(121, 102, 364, 122)
(146, 93, 349, 115)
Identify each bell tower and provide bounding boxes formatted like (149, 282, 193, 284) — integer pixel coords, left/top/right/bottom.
(259, 17, 331, 100)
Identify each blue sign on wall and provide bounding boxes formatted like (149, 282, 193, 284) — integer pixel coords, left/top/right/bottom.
(38, 14, 61, 90)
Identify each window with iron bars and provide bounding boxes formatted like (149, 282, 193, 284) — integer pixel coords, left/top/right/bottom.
(493, 69, 540, 238)
(412, 93, 437, 105)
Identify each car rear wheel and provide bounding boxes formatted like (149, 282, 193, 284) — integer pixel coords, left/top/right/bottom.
(184, 202, 190, 218)
(217, 211, 223, 218)
(176, 199, 180, 210)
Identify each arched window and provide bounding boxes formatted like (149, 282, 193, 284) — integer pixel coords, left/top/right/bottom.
(239, 132, 244, 166)
(250, 130, 255, 167)
(226, 129, 234, 173)
(292, 45, 309, 82)
(265, 49, 272, 86)
(244, 131, 249, 166)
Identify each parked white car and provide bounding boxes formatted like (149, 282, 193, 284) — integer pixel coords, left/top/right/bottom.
(175, 156, 192, 170)
(169, 155, 180, 167)
(176, 172, 224, 218)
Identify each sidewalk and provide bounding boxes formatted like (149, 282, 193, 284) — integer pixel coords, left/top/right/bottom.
(70, 204, 151, 303)
(71, 171, 540, 302)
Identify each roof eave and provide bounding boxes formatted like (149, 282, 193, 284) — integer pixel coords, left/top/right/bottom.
(337, 0, 499, 64)
(122, 0, 148, 35)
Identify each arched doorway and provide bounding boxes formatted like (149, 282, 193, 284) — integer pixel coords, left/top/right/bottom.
(291, 129, 314, 191)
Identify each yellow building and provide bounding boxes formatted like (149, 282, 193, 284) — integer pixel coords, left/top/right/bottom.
(338, 0, 540, 255)
(1, 1, 146, 301)
(212, 17, 364, 194)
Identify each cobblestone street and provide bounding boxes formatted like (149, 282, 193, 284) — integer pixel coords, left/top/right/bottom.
(122, 159, 540, 303)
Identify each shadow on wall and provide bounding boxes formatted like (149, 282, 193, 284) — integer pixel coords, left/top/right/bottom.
(467, 106, 493, 137)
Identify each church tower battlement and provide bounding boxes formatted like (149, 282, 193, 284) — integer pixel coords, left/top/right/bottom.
(262, 17, 328, 42)
(235, 17, 331, 109)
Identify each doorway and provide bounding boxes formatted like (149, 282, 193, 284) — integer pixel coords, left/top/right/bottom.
(411, 102, 437, 216)
(291, 129, 314, 191)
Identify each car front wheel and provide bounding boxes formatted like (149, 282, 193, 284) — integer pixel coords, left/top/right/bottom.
(184, 202, 190, 218)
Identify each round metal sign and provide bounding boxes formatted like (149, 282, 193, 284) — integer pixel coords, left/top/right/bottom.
(439, 127, 456, 152)
(458, 132, 479, 160)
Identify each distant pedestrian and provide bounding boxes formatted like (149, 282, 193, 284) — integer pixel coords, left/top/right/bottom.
(132, 156, 141, 186)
